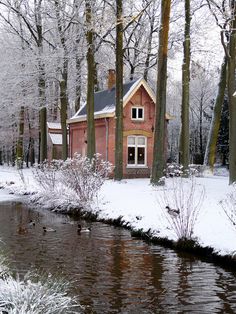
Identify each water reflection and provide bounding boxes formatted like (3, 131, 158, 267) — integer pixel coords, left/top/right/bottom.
(0, 201, 236, 313)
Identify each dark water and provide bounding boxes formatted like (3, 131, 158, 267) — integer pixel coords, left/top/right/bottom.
(0, 201, 236, 314)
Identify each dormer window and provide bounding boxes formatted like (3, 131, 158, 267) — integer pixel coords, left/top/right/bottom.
(131, 107, 144, 120)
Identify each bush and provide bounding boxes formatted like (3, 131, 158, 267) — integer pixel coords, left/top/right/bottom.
(220, 184, 236, 229)
(61, 154, 111, 206)
(33, 160, 63, 192)
(0, 254, 81, 313)
(159, 175, 205, 240)
(0, 273, 81, 313)
(164, 163, 203, 178)
(32, 154, 111, 210)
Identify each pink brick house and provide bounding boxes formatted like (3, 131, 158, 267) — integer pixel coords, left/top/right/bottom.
(67, 73, 171, 178)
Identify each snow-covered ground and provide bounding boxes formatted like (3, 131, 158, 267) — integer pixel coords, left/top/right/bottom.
(0, 165, 235, 257)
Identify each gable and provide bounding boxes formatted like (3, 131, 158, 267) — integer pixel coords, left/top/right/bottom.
(68, 78, 159, 123)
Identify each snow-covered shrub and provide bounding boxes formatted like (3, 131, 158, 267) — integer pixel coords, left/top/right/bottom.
(31, 154, 111, 210)
(220, 184, 236, 229)
(33, 160, 63, 191)
(165, 163, 200, 178)
(164, 163, 183, 177)
(159, 175, 205, 240)
(30, 182, 80, 211)
(0, 253, 81, 313)
(0, 273, 81, 314)
(61, 153, 112, 206)
(0, 254, 10, 280)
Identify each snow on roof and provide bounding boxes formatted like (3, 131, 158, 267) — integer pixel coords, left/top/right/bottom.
(72, 78, 142, 119)
(49, 133, 62, 145)
(47, 122, 61, 130)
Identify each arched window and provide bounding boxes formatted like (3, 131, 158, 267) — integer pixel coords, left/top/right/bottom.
(127, 136, 146, 166)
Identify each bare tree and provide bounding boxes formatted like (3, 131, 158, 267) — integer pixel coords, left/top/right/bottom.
(151, 0, 171, 185)
(85, 0, 95, 160)
(179, 0, 191, 172)
(114, 0, 123, 180)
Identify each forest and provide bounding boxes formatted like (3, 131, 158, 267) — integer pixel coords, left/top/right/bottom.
(0, 0, 234, 183)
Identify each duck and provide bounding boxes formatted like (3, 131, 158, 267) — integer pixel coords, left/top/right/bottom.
(43, 226, 56, 232)
(166, 205, 180, 218)
(17, 226, 28, 235)
(28, 220, 36, 227)
(77, 224, 91, 233)
(61, 221, 75, 225)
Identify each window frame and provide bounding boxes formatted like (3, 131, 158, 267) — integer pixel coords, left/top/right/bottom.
(127, 135, 147, 167)
(131, 106, 144, 121)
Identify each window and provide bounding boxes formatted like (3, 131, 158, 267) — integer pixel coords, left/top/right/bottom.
(127, 136, 146, 166)
(131, 107, 144, 120)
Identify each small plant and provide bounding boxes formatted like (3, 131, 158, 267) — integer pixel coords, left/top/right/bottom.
(61, 153, 112, 206)
(17, 167, 27, 190)
(0, 273, 81, 313)
(33, 160, 63, 192)
(159, 174, 205, 240)
(0, 253, 81, 313)
(32, 154, 111, 210)
(165, 163, 201, 178)
(220, 184, 236, 229)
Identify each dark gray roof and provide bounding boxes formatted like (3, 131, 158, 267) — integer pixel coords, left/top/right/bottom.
(75, 78, 140, 117)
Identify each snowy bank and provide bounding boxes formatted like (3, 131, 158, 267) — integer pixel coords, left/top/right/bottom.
(0, 166, 235, 258)
(97, 176, 235, 256)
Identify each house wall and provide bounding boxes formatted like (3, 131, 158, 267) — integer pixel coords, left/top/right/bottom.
(122, 85, 155, 178)
(47, 139, 62, 160)
(70, 120, 107, 159)
(69, 85, 156, 178)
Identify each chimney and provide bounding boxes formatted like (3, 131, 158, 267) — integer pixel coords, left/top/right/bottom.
(107, 69, 116, 90)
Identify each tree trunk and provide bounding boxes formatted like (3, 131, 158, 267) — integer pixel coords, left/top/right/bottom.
(94, 62, 99, 91)
(143, 13, 155, 82)
(30, 137, 35, 166)
(199, 96, 203, 163)
(114, 0, 123, 181)
(39, 106, 47, 162)
(39, 62, 47, 163)
(228, 11, 236, 184)
(75, 56, 82, 113)
(54, 0, 69, 160)
(179, 0, 190, 171)
(60, 79, 68, 160)
(151, 0, 171, 185)
(36, 0, 47, 163)
(85, 0, 95, 160)
(16, 106, 25, 169)
(204, 56, 227, 172)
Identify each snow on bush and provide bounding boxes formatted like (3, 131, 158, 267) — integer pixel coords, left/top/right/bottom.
(31, 154, 111, 211)
(0, 255, 10, 280)
(0, 273, 81, 314)
(61, 154, 111, 206)
(33, 160, 64, 192)
(0, 253, 81, 313)
(220, 184, 236, 230)
(159, 175, 205, 240)
(30, 183, 80, 211)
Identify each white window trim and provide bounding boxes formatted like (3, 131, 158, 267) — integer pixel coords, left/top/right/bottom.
(131, 107, 144, 121)
(127, 135, 147, 167)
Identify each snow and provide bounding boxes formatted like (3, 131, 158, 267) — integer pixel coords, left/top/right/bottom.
(0, 166, 235, 257)
(0, 273, 80, 313)
(49, 133, 62, 145)
(47, 122, 61, 130)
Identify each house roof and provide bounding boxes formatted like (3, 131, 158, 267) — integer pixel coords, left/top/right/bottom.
(67, 77, 173, 123)
(47, 122, 61, 130)
(48, 133, 62, 145)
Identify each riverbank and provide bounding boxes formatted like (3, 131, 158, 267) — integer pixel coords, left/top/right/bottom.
(0, 165, 235, 262)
